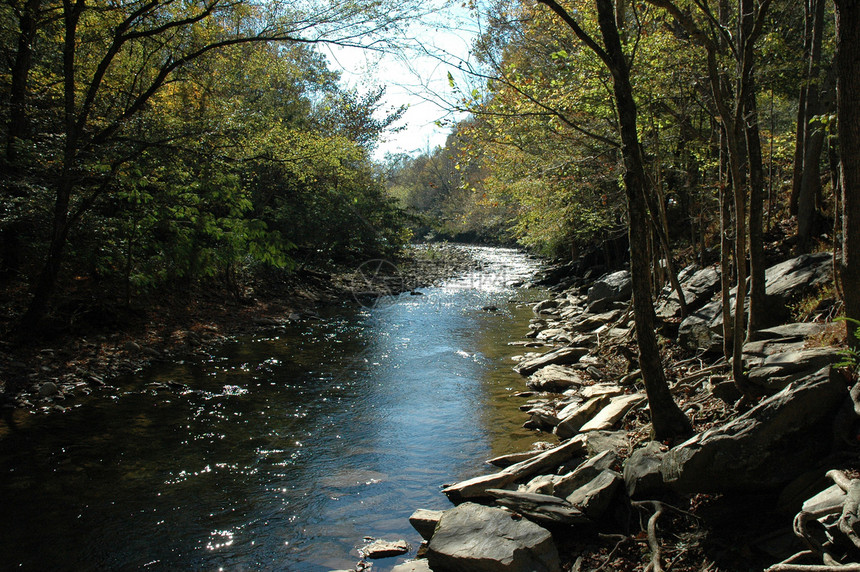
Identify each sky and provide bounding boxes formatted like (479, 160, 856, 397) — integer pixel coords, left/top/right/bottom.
(323, 6, 482, 161)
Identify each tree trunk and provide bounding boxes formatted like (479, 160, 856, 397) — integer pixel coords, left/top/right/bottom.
(6, 0, 43, 165)
(834, 0, 860, 351)
(594, 0, 692, 441)
(742, 0, 766, 339)
(796, 0, 828, 253)
(790, 0, 814, 216)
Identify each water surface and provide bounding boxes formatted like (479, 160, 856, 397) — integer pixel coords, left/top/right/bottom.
(0, 246, 550, 571)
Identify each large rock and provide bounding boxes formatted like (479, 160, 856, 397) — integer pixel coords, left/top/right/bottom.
(764, 252, 832, 313)
(656, 265, 721, 320)
(410, 509, 444, 540)
(565, 470, 624, 520)
(514, 347, 590, 376)
(676, 254, 832, 352)
(677, 300, 724, 353)
(623, 441, 667, 499)
(661, 366, 846, 492)
(747, 347, 841, 392)
(527, 365, 589, 392)
(586, 271, 632, 313)
(426, 503, 561, 572)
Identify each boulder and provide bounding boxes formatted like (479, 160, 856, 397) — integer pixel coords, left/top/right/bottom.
(527, 365, 589, 392)
(656, 265, 721, 320)
(362, 539, 411, 559)
(586, 270, 632, 313)
(533, 299, 560, 314)
(677, 299, 724, 353)
(565, 470, 624, 521)
(410, 509, 444, 540)
(569, 309, 624, 334)
(515, 347, 590, 376)
(623, 442, 667, 499)
(746, 347, 841, 392)
(426, 503, 561, 572)
(764, 252, 832, 313)
(661, 366, 847, 492)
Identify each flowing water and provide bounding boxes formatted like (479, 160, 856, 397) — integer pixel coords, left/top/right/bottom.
(0, 246, 550, 571)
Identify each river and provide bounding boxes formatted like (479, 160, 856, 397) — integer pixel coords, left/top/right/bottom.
(0, 246, 549, 571)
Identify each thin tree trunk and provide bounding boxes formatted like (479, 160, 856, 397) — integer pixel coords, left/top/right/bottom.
(6, 0, 43, 165)
(743, 0, 766, 339)
(796, 0, 828, 253)
(594, 0, 692, 440)
(834, 0, 860, 350)
(790, 0, 814, 216)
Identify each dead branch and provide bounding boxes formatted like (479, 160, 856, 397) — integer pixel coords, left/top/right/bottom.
(632, 500, 665, 572)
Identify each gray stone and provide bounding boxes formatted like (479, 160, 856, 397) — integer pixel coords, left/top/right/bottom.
(38, 381, 59, 397)
(661, 366, 846, 492)
(426, 503, 561, 572)
(487, 489, 590, 526)
(758, 322, 826, 341)
(554, 396, 610, 440)
(410, 509, 444, 540)
(565, 470, 624, 520)
(623, 442, 667, 499)
(533, 299, 560, 314)
(581, 383, 624, 399)
(765, 252, 832, 308)
(527, 365, 589, 392)
(747, 347, 841, 392)
(553, 450, 619, 498)
(586, 271, 632, 313)
(363, 539, 410, 559)
(579, 394, 645, 432)
(743, 338, 809, 369)
(569, 309, 623, 334)
(656, 265, 721, 320)
(677, 300, 724, 353)
(515, 347, 590, 376)
(443, 435, 588, 503)
(391, 560, 433, 572)
(583, 430, 628, 457)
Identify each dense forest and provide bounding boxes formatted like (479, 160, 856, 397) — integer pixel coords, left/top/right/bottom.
(2, 0, 860, 388)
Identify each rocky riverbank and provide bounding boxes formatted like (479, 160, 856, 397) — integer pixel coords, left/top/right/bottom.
(358, 251, 860, 572)
(0, 243, 482, 414)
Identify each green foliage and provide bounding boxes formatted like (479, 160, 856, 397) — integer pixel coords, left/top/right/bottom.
(0, 1, 411, 308)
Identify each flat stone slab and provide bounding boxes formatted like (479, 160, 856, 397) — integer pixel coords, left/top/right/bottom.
(363, 539, 411, 559)
(391, 560, 433, 572)
(579, 394, 645, 432)
(555, 396, 610, 440)
(515, 347, 590, 376)
(527, 365, 589, 392)
(443, 436, 588, 503)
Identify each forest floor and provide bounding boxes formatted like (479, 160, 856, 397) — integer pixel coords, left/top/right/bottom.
(0, 243, 481, 412)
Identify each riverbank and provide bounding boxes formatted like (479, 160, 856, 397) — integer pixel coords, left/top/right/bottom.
(0, 243, 482, 413)
(382, 251, 858, 572)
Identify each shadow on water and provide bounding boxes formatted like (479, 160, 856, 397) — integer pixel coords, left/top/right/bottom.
(0, 246, 550, 571)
